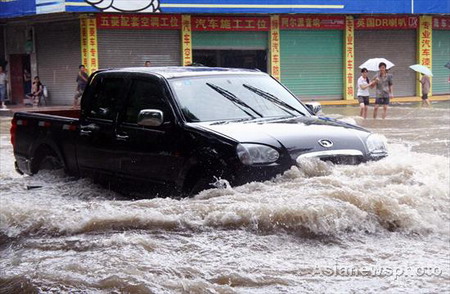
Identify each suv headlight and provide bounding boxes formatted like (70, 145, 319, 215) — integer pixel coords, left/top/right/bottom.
(366, 134, 387, 155)
(236, 144, 280, 165)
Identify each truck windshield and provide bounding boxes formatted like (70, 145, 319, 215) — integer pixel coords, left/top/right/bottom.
(169, 74, 310, 122)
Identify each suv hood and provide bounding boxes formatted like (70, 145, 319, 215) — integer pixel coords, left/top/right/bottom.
(188, 116, 371, 158)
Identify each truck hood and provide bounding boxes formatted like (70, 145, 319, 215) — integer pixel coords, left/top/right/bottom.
(187, 116, 371, 159)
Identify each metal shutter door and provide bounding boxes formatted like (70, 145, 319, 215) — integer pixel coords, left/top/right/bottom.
(35, 21, 80, 105)
(354, 30, 416, 97)
(432, 30, 450, 95)
(97, 30, 181, 68)
(192, 31, 267, 49)
(280, 30, 343, 100)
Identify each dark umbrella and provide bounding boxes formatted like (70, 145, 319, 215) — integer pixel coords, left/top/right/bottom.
(445, 61, 450, 69)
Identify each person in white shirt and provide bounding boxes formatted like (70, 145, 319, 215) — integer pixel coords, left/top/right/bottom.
(357, 68, 375, 119)
(0, 65, 7, 109)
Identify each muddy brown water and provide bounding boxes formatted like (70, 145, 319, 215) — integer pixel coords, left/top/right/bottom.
(0, 101, 449, 293)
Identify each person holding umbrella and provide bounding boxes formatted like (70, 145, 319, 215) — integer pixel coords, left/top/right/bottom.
(372, 62, 393, 119)
(419, 74, 431, 107)
(409, 64, 433, 108)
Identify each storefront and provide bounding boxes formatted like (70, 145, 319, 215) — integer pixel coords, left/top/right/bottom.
(4, 24, 33, 104)
(191, 16, 269, 72)
(280, 15, 345, 100)
(354, 16, 417, 97)
(432, 17, 450, 95)
(96, 14, 182, 68)
(35, 20, 81, 105)
(1, 1, 448, 106)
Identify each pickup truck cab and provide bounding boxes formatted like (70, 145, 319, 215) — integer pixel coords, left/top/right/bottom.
(11, 67, 387, 195)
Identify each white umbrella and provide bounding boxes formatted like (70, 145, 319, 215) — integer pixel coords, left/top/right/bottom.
(409, 64, 433, 76)
(359, 58, 395, 72)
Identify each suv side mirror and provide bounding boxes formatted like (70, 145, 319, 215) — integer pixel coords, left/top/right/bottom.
(304, 102, 322, 115)
(137, 109, 164, 127)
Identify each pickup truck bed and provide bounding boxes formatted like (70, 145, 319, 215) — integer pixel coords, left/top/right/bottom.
(12, 109, 81, 176)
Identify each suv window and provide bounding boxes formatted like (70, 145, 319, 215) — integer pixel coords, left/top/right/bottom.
(88, 77, 127, 120)
(124, 79, 169, 124)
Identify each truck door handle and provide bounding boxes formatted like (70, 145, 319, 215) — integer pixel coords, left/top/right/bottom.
(80, 124, 99, 136)
(80, 129, 92, 136)
(116, 134, 129, 141)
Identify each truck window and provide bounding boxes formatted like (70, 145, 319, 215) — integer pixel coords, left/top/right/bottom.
(88, 77, 127, 121)
(124, 79, 169, 124)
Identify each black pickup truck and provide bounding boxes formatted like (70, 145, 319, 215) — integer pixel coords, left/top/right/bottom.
(11, 67, 387, 195)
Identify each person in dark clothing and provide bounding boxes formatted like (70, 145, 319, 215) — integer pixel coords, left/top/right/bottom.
(26, 76, 43, 107)
(73, 65, 89, 108)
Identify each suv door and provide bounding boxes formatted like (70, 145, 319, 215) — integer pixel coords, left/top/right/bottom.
(114, 77, 186, 186)
(76, 74, 129, 177)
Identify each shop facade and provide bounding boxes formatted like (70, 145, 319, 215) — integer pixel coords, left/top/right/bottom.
(1, 1, 449, 105)
(432, 17, 450, 95)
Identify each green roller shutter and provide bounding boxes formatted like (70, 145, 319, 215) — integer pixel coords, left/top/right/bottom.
(192, 31, 267, 49)
(280, 30, 343, 100)
(432, 30, 450, 95)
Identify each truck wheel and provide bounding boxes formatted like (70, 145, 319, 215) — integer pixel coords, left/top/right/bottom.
(183, 166, 215, 196)
(39, 155, 63, 170)
(32, 146, 64, 173)
(189, 175, 216, 196)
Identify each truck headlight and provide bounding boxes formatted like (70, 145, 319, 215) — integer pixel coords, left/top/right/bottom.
(236, 144, 280, 165)
(366, 134, 387, 155)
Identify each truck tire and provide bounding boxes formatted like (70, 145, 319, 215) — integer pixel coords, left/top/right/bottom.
(183, 164, 230, 196)
(39, 155, 63, 170)
(32, 146, 64, 173)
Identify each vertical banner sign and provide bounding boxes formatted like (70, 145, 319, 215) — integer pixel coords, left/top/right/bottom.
(182, 15, 192, 66)
(87, 18, 99, 73)
(418, 16, 432, 96)
(344, 16, 354, 100)
(270, 15, 280, 81)
(80, 17, 89, 70)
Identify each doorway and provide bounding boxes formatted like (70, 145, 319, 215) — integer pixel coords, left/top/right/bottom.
(193, 50, 267, 72)
(9, 54, 31, 105)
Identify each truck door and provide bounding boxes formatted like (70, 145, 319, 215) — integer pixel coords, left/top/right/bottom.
(76, 75, 128, 177)
(114, 77, 185, 185)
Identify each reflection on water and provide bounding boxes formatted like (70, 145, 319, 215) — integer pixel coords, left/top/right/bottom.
(0, 102, 449, 293)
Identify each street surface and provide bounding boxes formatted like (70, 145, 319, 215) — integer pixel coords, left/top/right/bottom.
(1, 102, 449, 293)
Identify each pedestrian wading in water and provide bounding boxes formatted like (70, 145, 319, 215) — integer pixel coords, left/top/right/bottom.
(372, 62, 394, 119)
(357, 68, 376, 119)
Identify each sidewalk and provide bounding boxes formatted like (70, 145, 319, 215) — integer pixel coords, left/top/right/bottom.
(0, 95, 448, 117)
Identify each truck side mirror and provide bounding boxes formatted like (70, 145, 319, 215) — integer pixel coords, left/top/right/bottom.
(137, 109, 164, 127)
(304, 102, 322, 115)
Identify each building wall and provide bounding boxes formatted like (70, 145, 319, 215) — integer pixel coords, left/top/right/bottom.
(3, 14, 449, 105)
(432, 30, 450, 95)
(97, 29, 181, 68)
(35, 20, 81, 105)
(354, 30, 417, 97)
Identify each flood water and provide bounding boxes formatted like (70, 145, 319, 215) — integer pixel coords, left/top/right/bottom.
(1, 101, 449, 293)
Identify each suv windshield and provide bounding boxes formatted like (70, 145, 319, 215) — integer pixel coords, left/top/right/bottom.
(169, 74, 310, 122)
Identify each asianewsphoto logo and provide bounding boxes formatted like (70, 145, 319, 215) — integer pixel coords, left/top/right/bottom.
(318, 139, 333, 148)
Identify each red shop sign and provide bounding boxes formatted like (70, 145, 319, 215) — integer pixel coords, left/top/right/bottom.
(97, 14, 181, 30)
(433, 16, 450, 30)
(280, 15, 345, 30)
(355, 16, 418, 29)
(191, 16, 270, 31)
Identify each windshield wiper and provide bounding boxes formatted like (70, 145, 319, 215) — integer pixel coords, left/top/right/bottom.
(206, 83, 263, 118)
(210, 117, 255, 125)
(243, 84, 305, 116)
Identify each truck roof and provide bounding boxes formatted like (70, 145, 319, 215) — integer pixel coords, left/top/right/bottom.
(98, 66, 265, 79)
